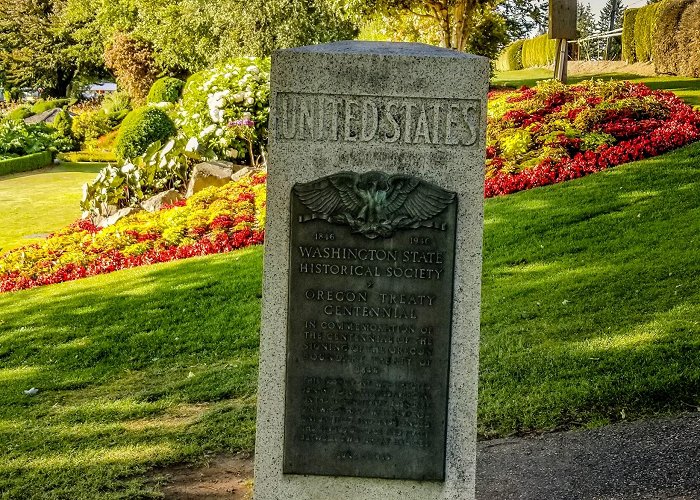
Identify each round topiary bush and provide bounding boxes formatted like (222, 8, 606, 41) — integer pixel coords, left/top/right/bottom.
(114, 106, 176, 161)
(147, 77, 185, 104)
(52, 109, 73, 139)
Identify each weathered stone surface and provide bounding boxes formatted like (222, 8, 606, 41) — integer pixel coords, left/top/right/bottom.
(97, 206, 141, 228)
(231, 166, 255, 182)
(24, 108, 62, 125)
(185, 160, 239, 197)
(140, 189, 184, 212)
(255, 41, 488, 500)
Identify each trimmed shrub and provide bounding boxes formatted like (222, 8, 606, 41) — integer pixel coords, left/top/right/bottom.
(496, 40, 524, 71)
(147, 77, 185, 104)
(52, 109, 74, 141)
(4, 106, 33, 122)
(521, 35, 557, 68)
(58, 151, 117, 163)
(622, 8, 639, 63)
(653, 0, 694, 74)
(676, 0, 700, 77)
(0, 151, 53, 177)
(31, 99, 71, 114)
(114, 106, 176, 161)
(634, 3, 661, 62)
(71, 110, 112, 143)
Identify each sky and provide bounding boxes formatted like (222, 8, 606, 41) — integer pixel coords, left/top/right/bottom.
(586, 0, 648, 18)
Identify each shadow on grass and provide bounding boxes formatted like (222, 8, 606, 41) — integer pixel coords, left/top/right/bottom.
(0, 248, 262, 499)
(479, 142, 700, 437)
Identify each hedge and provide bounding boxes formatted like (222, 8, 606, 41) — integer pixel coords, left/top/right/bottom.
(0, 151, 53, 177)
(634, 3, 660, 62)
(3, 106, 33, 122)
(114, 106, 176, 162)
(653, 0, 694, 74)
(495, 40, 524, 71)
(521, 34, 558, 68)
(621, 8, 639, 63)
(57, 151, 117, 163)
(30, 99, 71, 114)
(675, 0, 700, 77)
(147, 77, 185, 104)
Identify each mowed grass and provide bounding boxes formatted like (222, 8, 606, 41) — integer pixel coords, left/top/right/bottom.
(493, 68, 700, 106)
(1, 141, 699, 496)
(0, 249, 262, 498)
(478, 139, 700, 438)
(0, 163, 104, 253)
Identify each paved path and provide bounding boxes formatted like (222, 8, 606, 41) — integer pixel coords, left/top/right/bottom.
(476, 413, 700, 499)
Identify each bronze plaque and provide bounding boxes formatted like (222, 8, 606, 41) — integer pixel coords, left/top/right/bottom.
(283, 171, 457, 481)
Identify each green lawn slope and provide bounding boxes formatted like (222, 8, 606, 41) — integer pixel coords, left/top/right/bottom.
(1, 142, 699, 496)
(0, 163, 104, 253)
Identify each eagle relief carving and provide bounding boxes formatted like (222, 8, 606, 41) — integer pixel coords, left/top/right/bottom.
(292, 171, 456, 239)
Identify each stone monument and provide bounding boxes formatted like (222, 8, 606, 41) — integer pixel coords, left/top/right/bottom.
(255, 41, 488, 500)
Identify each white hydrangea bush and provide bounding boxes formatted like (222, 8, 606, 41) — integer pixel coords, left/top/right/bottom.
(178, 57, 270, 163)
(81, 57, 270, 215)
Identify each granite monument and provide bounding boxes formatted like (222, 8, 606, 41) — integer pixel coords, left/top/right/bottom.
(255, 41, 488, 500)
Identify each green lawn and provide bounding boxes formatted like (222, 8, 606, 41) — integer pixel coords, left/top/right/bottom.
(0, 249, 262, 499)
(493, 68, 700, 106)
(1, 140, 699, 496)
(0, 163, 104, 253)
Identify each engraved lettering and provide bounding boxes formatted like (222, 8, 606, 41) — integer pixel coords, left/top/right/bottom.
(344, 99, 359, 142)
(360, 101, 379, 142)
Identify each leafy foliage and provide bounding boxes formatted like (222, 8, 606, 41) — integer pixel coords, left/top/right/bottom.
(0, 0, 77, 96)
(2, 106, 34, 122)
(179, 58, 270, 161)
(81, 135, 201, 215)
(147, 77, 185, 104)
(520, 34, 557, 68)
(114, 106, 176, 162)
(3, 174, 267, 292)
(621, 8, 639, 63)
(52, 108, 74, 141)
(0, 120, 72, 158)
(497, 0, 547, 41)
(485, 80, 700, 196)
(71, 110, 112, 144)
(82, 58, 270, 214)
(104, 32, 159, 103)
(373, 0, 504, 51)
(101, 91, 132, 115)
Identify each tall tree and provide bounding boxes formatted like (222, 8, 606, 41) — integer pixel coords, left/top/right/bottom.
(0, 0, 77, 96)
(373, 0, 504, 51)
(498, 0, 548, 40)
(598, 0, 624, 59)
(576, 2, 597, 59)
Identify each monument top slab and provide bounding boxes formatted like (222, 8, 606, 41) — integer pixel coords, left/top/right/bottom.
(286, 41, 487, 59)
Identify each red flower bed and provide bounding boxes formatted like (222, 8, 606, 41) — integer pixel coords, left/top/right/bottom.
(0, 173, 267, 293)
(484, 80, 700, 197)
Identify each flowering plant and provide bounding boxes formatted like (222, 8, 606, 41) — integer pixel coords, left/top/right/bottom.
(81, 58, 270, 213)
(485, 80, 700, 197)
(178, 58, 270, 163)
(2, 173, 267, 293)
